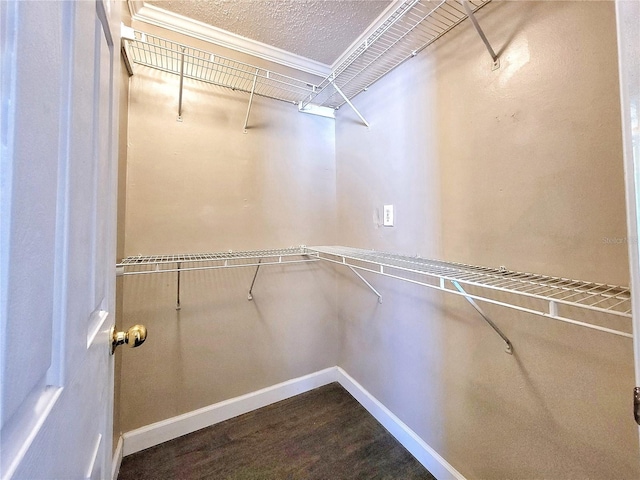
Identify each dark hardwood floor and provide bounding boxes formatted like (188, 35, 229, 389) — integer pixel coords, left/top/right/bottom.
(118, 382, 435, 480)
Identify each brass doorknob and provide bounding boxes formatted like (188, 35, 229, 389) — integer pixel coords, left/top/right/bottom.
(111, 324, 147, 355)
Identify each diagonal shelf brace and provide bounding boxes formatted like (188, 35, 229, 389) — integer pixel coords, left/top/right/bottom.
(451, 280, 513, 354)
(248, 259, 262, 300)
(330, 80, 370, 128)
(460, 0, 500, 69)
(348, 266, 382, 304)
(177, 47, 185, 121)
(176, 262, 181, 310)
(243, 69, 259, 133)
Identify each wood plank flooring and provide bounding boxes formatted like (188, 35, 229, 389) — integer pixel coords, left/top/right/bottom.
(118, 382, 435, 480)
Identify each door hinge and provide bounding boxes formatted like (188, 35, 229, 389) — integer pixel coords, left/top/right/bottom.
(634, 387, 640, 425)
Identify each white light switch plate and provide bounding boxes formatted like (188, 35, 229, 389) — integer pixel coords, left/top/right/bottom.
(383, 205, 394, 227)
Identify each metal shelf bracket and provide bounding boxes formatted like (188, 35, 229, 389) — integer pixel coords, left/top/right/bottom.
(451, 280, 513, 354)
(248, 259, 262, 300)
(243, 69, 259, 133)
(348, 266, 383, 304)
(308, 246, 632, 339)
(118, 246, 632, 341)
(177, 47, 185, 122)
(176, 262, 181, 310)
(330, 80, 370, 128)
(460, 0, 500, 69)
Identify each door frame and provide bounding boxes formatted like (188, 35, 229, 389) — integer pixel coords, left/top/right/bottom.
(616, 0, 640, 443)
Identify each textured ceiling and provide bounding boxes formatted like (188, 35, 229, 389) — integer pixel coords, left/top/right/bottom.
(146, 0, 392, 65)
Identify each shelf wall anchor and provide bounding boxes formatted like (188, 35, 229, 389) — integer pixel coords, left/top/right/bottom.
(348, 266, 383, 304)
(243, 69, 259, 133)
(460, 0, 500, 69)
(248, 259, 262, 300)
(177, 47, 185, 121)
(451, 280, 513, 354)
(330, 80, 370, 128)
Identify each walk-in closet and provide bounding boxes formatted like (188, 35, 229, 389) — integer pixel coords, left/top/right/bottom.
(114, 0, 639, 478)
(2, 0, 639, 479)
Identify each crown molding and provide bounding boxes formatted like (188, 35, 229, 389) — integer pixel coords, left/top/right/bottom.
(127, 1, 331, 78)
(330, 0, 405, 72)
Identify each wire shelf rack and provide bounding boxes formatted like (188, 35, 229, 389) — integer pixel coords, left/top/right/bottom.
(126, 0, 491, 112)
(126, 31, 316, 105)
(117, 247, 316, 276)
(302, 0, 492, 109)
(307, 246, 632, 338)
(116, 245, 632, 338)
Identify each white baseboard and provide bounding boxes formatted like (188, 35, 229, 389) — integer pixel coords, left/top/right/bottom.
(122, 367, 339, 456)
(111, 436, 123, 480)
(121, 366, 464, 480)
(334, 367, 466, 480)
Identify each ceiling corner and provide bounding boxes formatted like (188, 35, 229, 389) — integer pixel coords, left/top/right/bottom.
(128, 1, 332, 78)
(127, 0, 145, 18)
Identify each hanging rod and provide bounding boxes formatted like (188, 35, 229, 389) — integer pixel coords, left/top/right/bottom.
(307, 246, 632, 339)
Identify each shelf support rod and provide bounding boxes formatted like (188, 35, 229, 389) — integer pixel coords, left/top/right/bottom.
(176, 262, 181, 310)
(348, 266, 382, 304)
(460, 0, 499, 68)
(177, 47, 185, 121)
(330, 80, 370, 128)
(450, 280, 513, 354)
(243, 69, 259, 133)
(248, 259, 262, 300)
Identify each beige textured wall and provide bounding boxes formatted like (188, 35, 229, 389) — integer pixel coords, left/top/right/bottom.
(119, 26, 338, 431)
(118, 2, 638, 477)
(335, 1, 637, 478)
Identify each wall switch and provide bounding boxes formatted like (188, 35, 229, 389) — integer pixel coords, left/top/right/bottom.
(383, 205, 394, 227)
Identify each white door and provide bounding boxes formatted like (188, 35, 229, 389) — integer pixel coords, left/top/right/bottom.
(1, 0, 121, 478)
(616, 0, 640, 443)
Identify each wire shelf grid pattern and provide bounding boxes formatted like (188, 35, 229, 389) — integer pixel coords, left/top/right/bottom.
(117, 247, 315, 275)
(127, 31, 316, 105)
(303, 0, 491, 109)
(116, 246, 632, 337)
(126, 1, 491, 112)
(307, 246, 632, 337)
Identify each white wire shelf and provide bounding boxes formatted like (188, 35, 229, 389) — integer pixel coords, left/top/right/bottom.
(302, 0, 492, 109)
(116, 245, 632, 339)
(117, 247, 316, 276)
(125, 0, 492, 116)
(117, 247, 319, 306)
(306, 246, 632, 338)
(125, 31, 316, 105)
